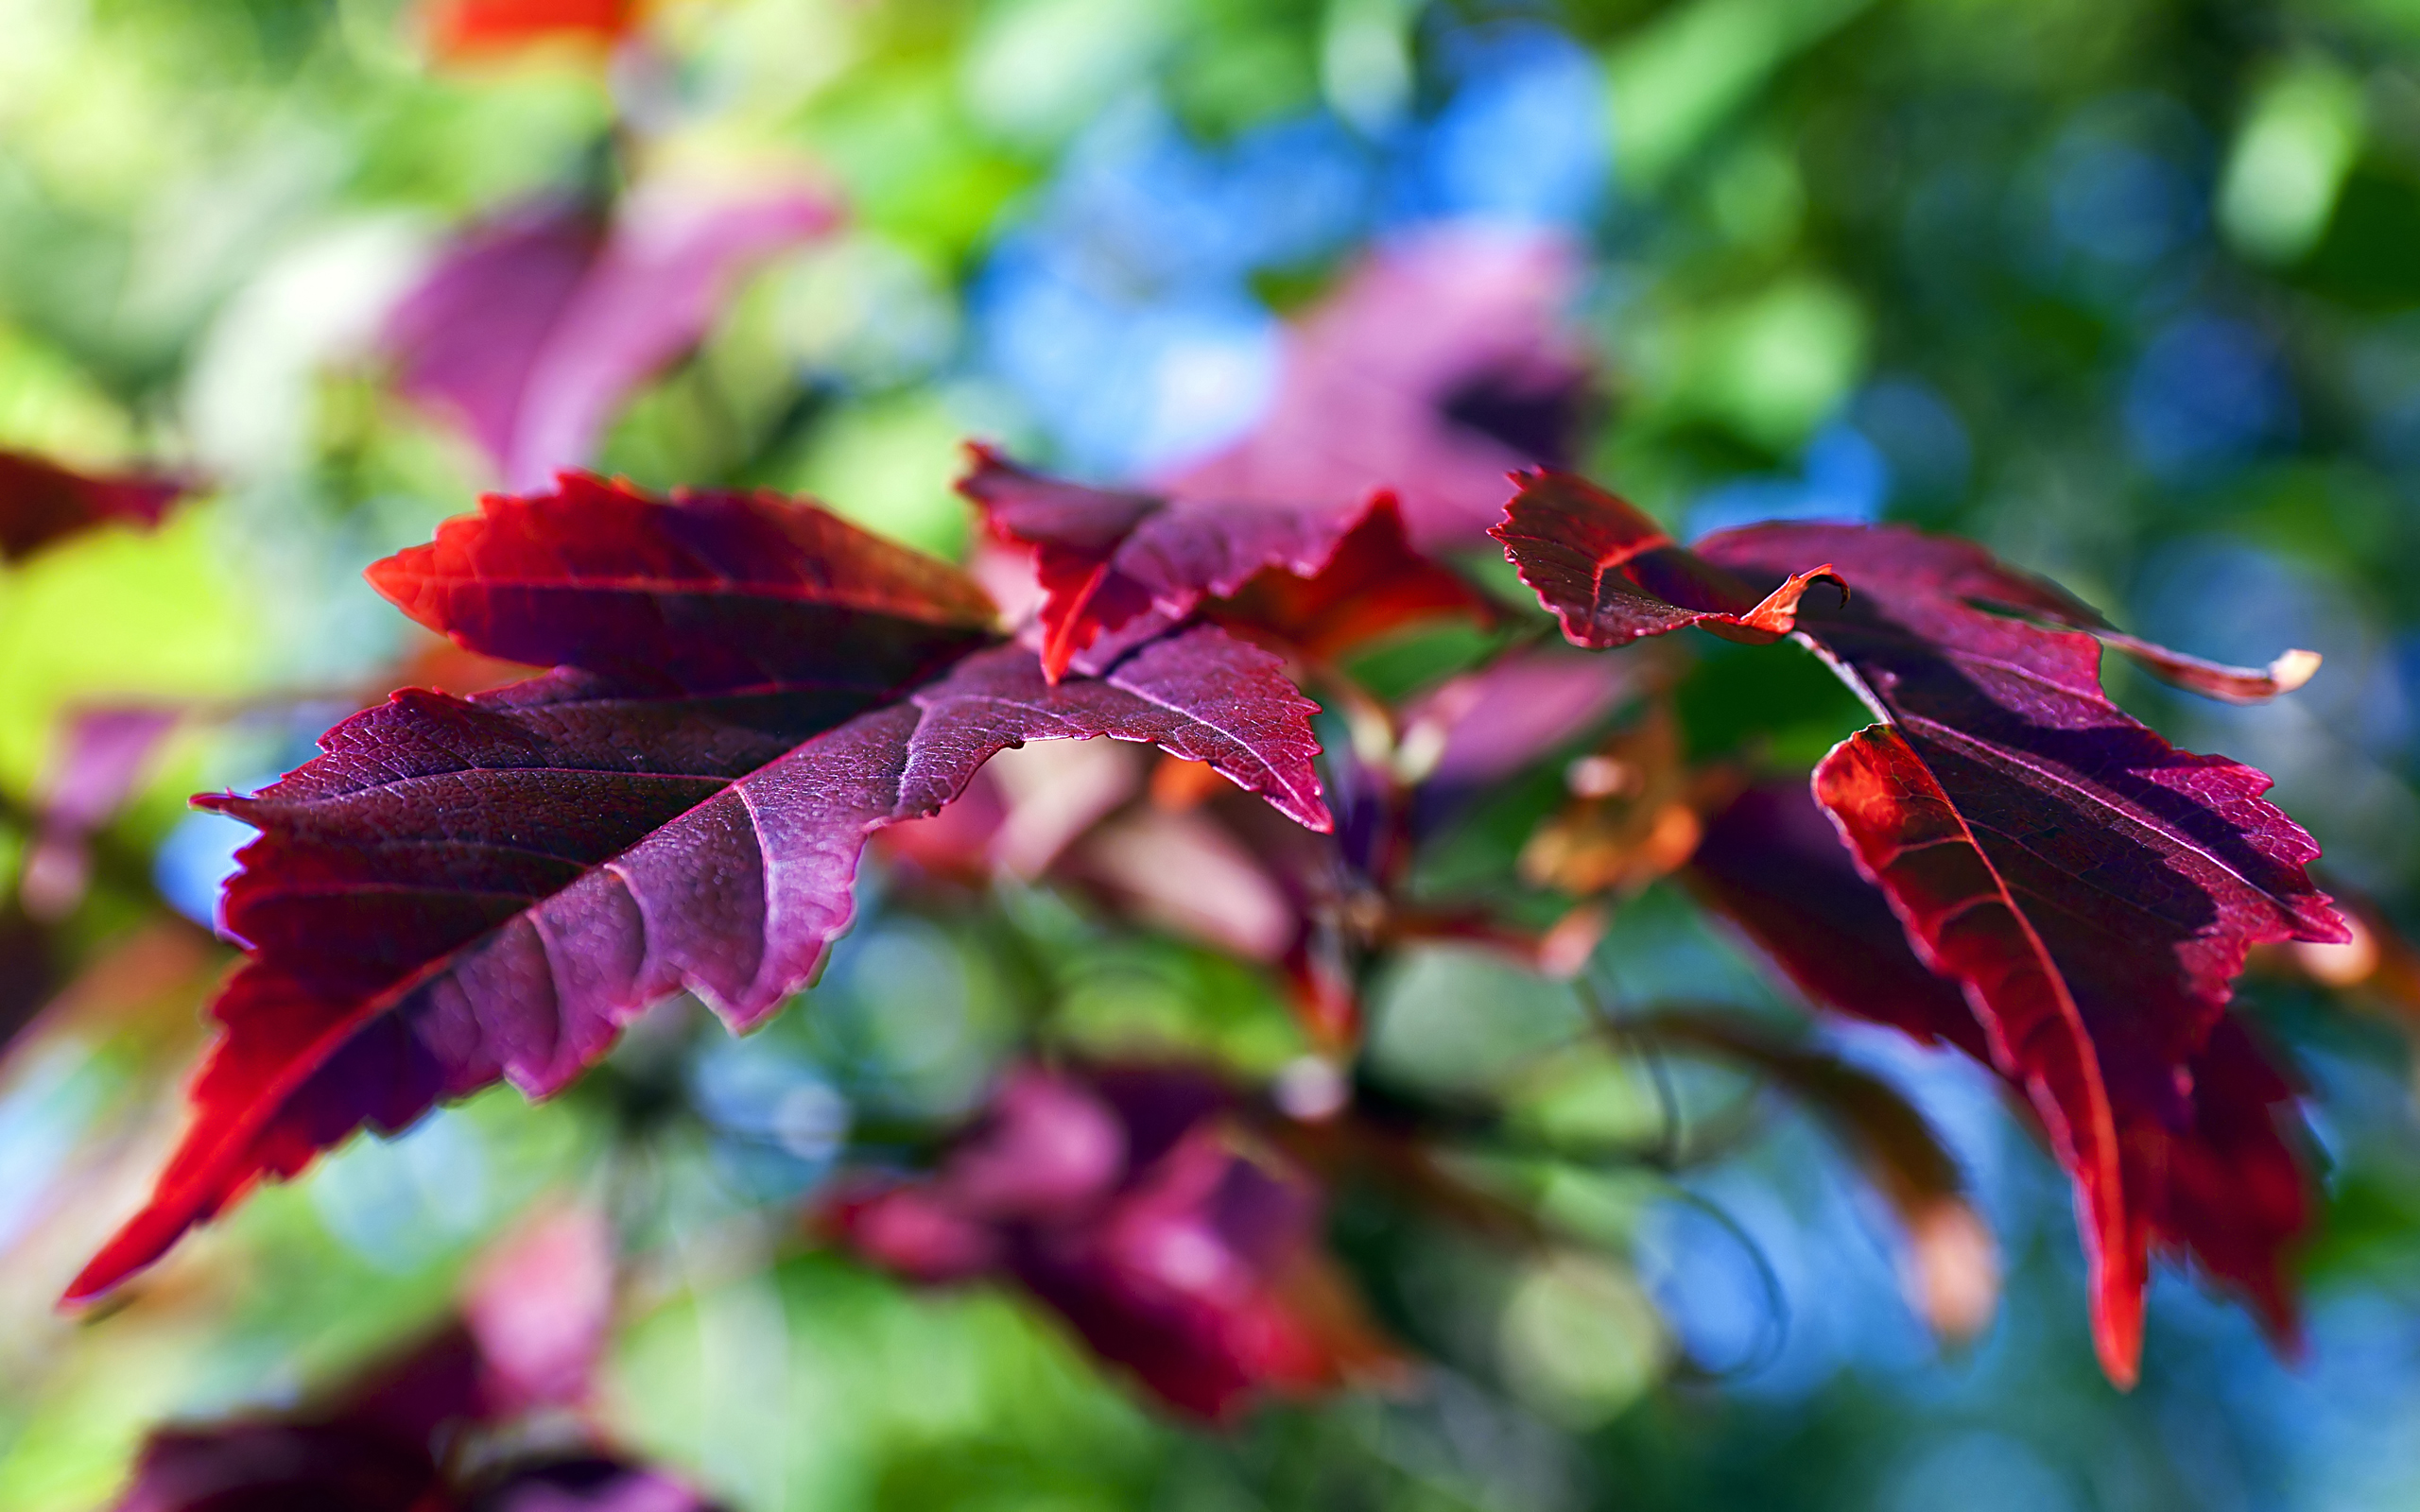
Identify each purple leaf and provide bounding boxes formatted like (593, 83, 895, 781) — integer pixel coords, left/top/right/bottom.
(69, 475, 1325, 1301)
(1160, 225, 1591, 546)
(386, 175, 838, 490)
(959, 447, 1489, 682)
(832, 1062, 1399, 1419)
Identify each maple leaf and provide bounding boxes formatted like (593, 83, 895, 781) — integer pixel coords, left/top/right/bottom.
(67, 473, 1328, 1302)
(1160, 224, 1593, 546)
(1689, 780, 2319, 1376)
(959, 446, 1491, 683)
(829, 1062, 1401, 1420)
(385, 176, 838, 490)
(1497, 474, 2344, 1384)
(0, 449, 191, 563)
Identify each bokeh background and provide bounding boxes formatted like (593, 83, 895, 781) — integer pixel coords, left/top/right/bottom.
(7, 0, 2420, 1507)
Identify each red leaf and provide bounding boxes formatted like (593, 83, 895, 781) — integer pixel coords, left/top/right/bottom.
(1690, 780, 2319, 1380)
(386, 178, 838, 490)
(462, 1205, 615, 1417)
(424, 0, 637, 59)
(1161, 224, 1592, 545)
(831, 1063, 1399, 1419)
(0, 449, 189, 562)
(113, 1421, 448, 1512)
(1501, 486, 2344, 1383)
(110, 1207, 713, 1512)
(959, 447, 1489, 682)
(68, 475, 1327, 1302)
(1697, 516, 2322, 704)
(1491, 472, 1838, 649)
(20, 706, 179, 920)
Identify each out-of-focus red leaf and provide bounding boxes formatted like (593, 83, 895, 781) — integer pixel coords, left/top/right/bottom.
(20, 707, 179, 920)
(386, 177, 838, 490)
(1492, 472, 1838, 649)
(69, 475, 1328, 1303)
(112, 1211, 712, 1512)
(959, 447, 1488, 682)
(0, 449, 190, 563)
(113, 1420, 448, 1512)
(1162, 224, 1592, 546)
(424, 0, 638, 59)
(1393, 644, 1634, 796)
(465, 1205, 615, 1417)
(1501, 485, 2344, 1383)
(1063, 807, 1299, 962)
(1634, 1011, 1997, 1343)
(831, 1063, 1399, 1419)
(1689, 780, 2320, 1379)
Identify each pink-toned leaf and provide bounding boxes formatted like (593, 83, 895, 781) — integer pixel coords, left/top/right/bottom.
(959, 447, 1487, 682)
(68, 477, 1325, 1302)
(831, 1062, 1399, 1419)
(464, 1205, 615, 1416)
(20, 706, 180, 920)
(1396, 644, 1634, 796)
(1062, 807, 1299, 962)
(1160, 224, 1591, 546)
(387, 177, 838, 490)
(0, 449, 190, 562)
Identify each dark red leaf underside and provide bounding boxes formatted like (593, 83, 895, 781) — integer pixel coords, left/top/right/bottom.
(0, 449, 188, 562)
(70, 477, 1326, 1301)
(1499, 481, 2341, 1383)
(1689, 782, 2311, 1361)
(1489, 472, 1836, 649)
(959, 447, 1488, 681)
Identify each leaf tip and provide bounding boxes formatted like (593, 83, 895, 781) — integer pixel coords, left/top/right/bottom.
(953, 438, 1007, 490)
(2089, 1259, 2147, 1390)
(2270, 648, 2322, 694)
(60, 1211, 168, 1310)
